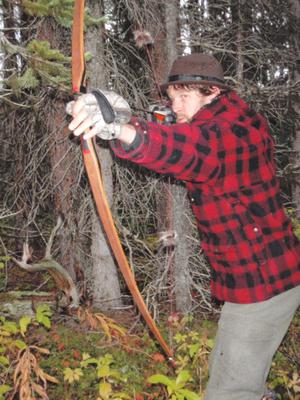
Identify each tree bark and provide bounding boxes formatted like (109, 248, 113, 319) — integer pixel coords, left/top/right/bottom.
(231, 0, 245, 83)
(36, 20, 79, 281)
(85, 0, 122, 311)
(163, 0, 193, 313)
(288, 0, 300, 217)
(48, 101, 79, 282)
(172, 185, 193, 313)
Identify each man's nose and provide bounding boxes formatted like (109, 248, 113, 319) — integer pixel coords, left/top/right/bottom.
(171, 98, 181, 113)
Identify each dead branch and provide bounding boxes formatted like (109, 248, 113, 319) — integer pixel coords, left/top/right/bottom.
(12, 217, 80, 309)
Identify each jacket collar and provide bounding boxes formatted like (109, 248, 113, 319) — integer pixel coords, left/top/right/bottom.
(192, 90, 251, 122)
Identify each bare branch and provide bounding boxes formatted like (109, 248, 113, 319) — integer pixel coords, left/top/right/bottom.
(45, 215, 63, 258)
(12, 219, 80, 309)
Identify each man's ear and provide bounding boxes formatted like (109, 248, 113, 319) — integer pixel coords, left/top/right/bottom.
(207, 86, 221, 102)
(211, 86, 221, 96)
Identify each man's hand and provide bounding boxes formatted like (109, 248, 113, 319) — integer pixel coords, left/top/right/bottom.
(67, 90, 131, 140)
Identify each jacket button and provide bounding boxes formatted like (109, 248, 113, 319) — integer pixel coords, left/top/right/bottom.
(253, 227, 259, 233)
(190, 197, 195, 203)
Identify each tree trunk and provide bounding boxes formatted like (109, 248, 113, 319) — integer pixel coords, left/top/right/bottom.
(231, 0, 245, 83)
(36, 20, 79, 281)
(288, 0, 300, 217)
(172, 185, 193, 313)
(47, 101, 79, 282)
(85, 0, 122, 311)
(163, 0, 193, 313)
(0, 2, 5, 90)
(165, 1, 179, 66)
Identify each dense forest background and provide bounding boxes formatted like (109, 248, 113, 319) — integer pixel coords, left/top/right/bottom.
(0, 0, 299, 398)
(0, 0, 299, 314)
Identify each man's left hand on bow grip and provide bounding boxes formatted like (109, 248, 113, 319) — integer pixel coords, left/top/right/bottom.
(67, 90, 131, 140)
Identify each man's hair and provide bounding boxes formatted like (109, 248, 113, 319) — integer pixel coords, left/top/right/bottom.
(170, 83, 229, 96)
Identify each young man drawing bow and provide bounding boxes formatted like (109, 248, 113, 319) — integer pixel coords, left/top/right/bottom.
(67, 53, 300, 400)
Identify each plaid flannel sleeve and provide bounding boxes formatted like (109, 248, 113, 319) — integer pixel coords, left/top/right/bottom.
(110, 118, 220, 182)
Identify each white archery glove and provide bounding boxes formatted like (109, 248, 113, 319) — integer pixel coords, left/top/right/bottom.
(66, 90, 131, 140)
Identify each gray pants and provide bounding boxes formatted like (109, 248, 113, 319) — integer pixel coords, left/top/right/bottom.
(204, 285, 300, 400)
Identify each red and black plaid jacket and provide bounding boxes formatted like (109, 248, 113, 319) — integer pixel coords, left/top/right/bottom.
(110, 91, 300, 304)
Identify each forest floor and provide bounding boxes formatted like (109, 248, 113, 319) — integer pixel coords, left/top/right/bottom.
(0, 264, 299, 400)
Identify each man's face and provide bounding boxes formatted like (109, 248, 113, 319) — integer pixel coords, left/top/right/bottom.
(167, 86, 220, 123)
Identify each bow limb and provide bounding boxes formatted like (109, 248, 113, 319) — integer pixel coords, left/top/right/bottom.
(81, 141, 174, 362)
(71, 0, 174, 363)
(72, 0, 85, 95)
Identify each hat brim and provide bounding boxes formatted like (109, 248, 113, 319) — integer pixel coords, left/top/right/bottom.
(160, 78, 230, 95)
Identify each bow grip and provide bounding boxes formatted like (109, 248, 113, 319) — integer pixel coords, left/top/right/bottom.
(92, 89, 115, 124)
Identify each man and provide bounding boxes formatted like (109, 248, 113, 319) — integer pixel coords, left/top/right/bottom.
(68, 53, 300, 400)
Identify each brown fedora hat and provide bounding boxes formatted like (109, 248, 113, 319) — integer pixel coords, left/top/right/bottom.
(160, 53, 229, 92)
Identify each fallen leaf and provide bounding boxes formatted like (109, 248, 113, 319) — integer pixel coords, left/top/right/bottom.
(151, 352, 165, 363)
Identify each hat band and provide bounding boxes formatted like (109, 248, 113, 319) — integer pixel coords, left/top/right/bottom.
(167, 74, 225, 85)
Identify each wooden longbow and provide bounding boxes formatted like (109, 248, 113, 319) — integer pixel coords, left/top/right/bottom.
(71, 0, 174, 364)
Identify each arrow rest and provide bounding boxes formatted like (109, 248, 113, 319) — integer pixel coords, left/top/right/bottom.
(149, 104, 176, 124)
